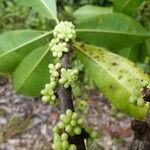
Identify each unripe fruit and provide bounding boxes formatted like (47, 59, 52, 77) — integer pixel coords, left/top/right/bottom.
(74, 126, 81, 135)
(129, 96, 137, 104)
(48, 63, 54, 69)
(91, 131, 98, 138)
(137, 98, 145, 107)
(61, 133, 68, 141)
(62, 141, 69, 149)
(54, 133, 61, 141)
(55, 63, 61, 69)
(65, 124, 72, 133)
(53, 126, 60, 133)
(55, 141, 62, 149)
(141, 80, 149, 87)
(77, 119, 84, 125)
(60, 114, 66, 121)
(51, 95, 56, 101)
(72, 113, 78, 120)
(58, 122, 65, 129)
(64, 117, 71, 124)
(41, 89, 46, 95)
(66, 109, 73, 117)
(42, 95, 50, 103)
(70, 120, 76, 126)
(69, 144, 77, 150)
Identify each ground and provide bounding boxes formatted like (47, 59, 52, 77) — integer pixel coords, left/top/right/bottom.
(0, 76, 133, 150)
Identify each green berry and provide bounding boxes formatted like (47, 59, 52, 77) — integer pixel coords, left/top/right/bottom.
(55, 141, 62, 149)
(66, 109, 73, 117)
(53, 71, 59, 77)
(51, 95, 56, 101)
(53, 126, 60, 133)
(62, 141, 69, 149)
(58, 122, 65, 129)
(42, 95, 50, 103)
(137, 98, 145, 107)
(60, 114, 66, 121)
(61, 133, 68, 141)
(72, 113, 78, 120)
(64, 83, 69, 88)
(55, 63, 61, 69)
(77, 119, 84, 125)
(70, 120, 76, 126)
(65, 124, 72, 133)
(48, 63, 54, 69)
(63, 117, 71, 124)
(54, 133, 61, 141)
(129, 96, 137, 104)
(41, 89, 46, 95)
(69, 144, 77, 150)
(141, 80, 149, 87)
(50, 81, 56, 89)
(91, 131, 98, 138)
(74, 126, 81, 135)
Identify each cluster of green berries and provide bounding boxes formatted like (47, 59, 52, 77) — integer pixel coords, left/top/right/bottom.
(59, 68, 79, 88)
(49, 21, 76, 58)
(52, 109, 84, 150)
(53, 132, 76, 150)
(53, 21, 76, 42)
(50, 42, 69, 58)
(41, 63, 61, 104)
(49, 63, 61, 79)
(129, 80, 150, 107)
(41, 21, 77, 104)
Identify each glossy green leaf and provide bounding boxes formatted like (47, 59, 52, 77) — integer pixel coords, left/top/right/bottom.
(13, 45, 53, 96)
(146, 38, 150, 55)
(113, 0, 144, 16)
(16, 0, 59, 23)
(76, 13, 150, 51)
(73, 5, 112, 24)
(0, 30, 52, 73)
(118, 45, 140, 62)
(74, 42, 149, 119)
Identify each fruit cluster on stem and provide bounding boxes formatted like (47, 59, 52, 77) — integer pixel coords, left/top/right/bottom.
(41, 21, 98, 150)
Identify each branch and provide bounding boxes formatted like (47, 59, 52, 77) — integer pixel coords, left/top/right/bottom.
(57, 52, 86, 150)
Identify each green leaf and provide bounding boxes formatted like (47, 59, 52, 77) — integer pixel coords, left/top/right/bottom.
(118, 45, 140, 62)
(146, 38, 150, 55)
(13, 45, 53, 97)
(113, 0, 144, 16)
(0, 30, 52, 73)
(16, 0, 59, 23)
(73, 5, 112, 24)
(76, 13, 150, 51)
(74, 42, 149, 119)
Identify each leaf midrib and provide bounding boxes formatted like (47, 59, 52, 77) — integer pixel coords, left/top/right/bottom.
(0, 31, 52, 59)
(120, 0, 130, 12)
(75, 43, 132, 94)
(16, 46, 50, 91)
(40, 0, 59, 24)
(76, 29, 149, 37)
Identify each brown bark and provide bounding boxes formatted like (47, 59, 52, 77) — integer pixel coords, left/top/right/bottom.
(57, 53, 86, 150)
